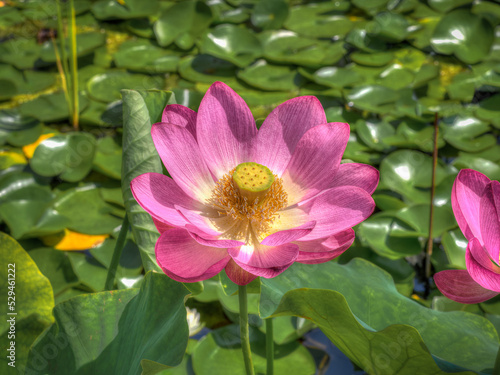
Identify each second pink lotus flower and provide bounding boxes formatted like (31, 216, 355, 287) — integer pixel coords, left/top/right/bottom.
(435, 169, 500, 303)
(131, 81, 379, 285)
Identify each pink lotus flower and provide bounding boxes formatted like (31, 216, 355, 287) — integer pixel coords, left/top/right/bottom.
(131, 82, 378, 285)
(435, 169, 500, 303)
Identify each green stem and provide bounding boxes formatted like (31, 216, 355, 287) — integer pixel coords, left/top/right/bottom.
(104, 215, 129, 291)
(239, 285, 255, 375)
(266, 318, 274, 375)
(494, 345, 500, 375)
(55, 0, 72, 115)
(68, 0, 79, 130)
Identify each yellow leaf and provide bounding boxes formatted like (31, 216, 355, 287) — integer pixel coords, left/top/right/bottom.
(0, 149, 27, 169)
(42, 229, 108, 251)
(22, 133, 56, 159)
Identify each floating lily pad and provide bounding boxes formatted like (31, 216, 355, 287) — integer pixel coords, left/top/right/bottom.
(93, 136, 122, 179)
(18, 91, 89, 122)
(350, 50, 395, 66)
(312, 66, 361, 89)
(441, 228, 467, 269)
(0, 110, 42, 147)
(0, 38, 41, 69)
(53, 186, 122, 235)
(345, 28, 388, 52)
(251, 0, 288, 30)
(475, 93, 500, 128)
(367, 12, 409, 42)
(87, 71, 164, 103)
(30, 132, 96, 182)
(154, 1, 213, 49)
(396, 204, 457, 237)
(379, 149, 446, 203)
(260, 30, 346, 68)
(178, 54, 238, 84)
(125, 18, 155, 38)
(452, 154, 500, 180)
(356, 118, 395, 152)
(0, 6, 25, 28)
(284, 2, 352, 38)
(40, 32, 106, 62)
(114, 39, 180, 73)
(428, 0, 473, 13)
(199, 24, 262, 68)
(237, 60, 301, 91)
(442, 115, 496, 152)
(345, 85, 399, 113)
(431, 9, 494, 64)
(91, 0, 160, 20)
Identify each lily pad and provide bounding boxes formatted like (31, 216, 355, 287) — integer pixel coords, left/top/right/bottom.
(356, 118, 395, 152)
(178, 54, 238, 84)
(199, 24, 262, 68)
(312, 66, 361, 89)
(395, 204, 457, 237)
(30, 132, 96, 182)
(237, 60, 301, 91)
(441, 228, 467, 269)
(251, 0, 289, 30)
(93, 136, 122, 180)
(91, 0, 160, 20)
(431, 9, 494, 64)
(87, 71, 165, 103)
(260, 30, 346, 68)
(26, 272, 189, 375)
(379, 149, 446, 203)
(367, 12, 409, 42)
(345, 85, 399, 113)
(18, 91, 89, 123)
(114, 40, 180, 73)
(40, 32, 106, 62)
(0, 109, 42, 147)
(0, 38, 41, 69)
(442, 115, 496, 152)
(154, 1, 213, 49)
(284, 2, 353, 38)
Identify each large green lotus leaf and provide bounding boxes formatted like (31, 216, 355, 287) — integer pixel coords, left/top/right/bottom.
(53, 186, 122, 235)
(87, 71, 165, 103)
(66, 251, 108, 292)
(395, 204, 457, 237)
(441, 228, 467, 269)
(338, 245, 416, 296)
(284, 2, 352, 38)
(0, 200, 68, 239)
(199, 24, 262, 68)
(237, 60, 301, 91)
(0, 109, 41, 147)
(114, 39, 180, 73)
(355, 118, 395, 152)
(40, 32, 106, 62)
(154, 1, 212, 49)
(0, 38, 41, 69)
(311, 66, 361, 89)
(30, 132, 96, 182)
(93, 136, 122, 180)
(452, 154, 500, 180)
(260, 259, 498, 373)
(91, 0, 159, 20)
(251, 0, 288, 30)
(379, 150, 446, 204)
(178, 55, 238, 84)
(259, 30, 346, 68)
(345, 85, 399, 113)
(431, 10, 494, 64)
(0, 233, 54, 372)
(367, 12, 409, 42)
(29, 247, 80, 296)
(18, 91, 89, 122)
(192, 325, 316, 375)
(428, 0, 473, 13)
(442, 115, 496, 152)
(121, 90, 175, 272)
(25, 272, 189, 375)
(357, 213, 422, 259)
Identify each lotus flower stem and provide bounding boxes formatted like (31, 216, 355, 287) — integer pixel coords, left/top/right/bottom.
(104, 215, 129, 290)
(425, 112, 439, 279)
(266, 318, 274, 375)
(68, 0, 79, 131)
(238, 284, 254, 375)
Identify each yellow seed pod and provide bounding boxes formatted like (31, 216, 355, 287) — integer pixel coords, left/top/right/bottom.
(232, 162, 275, 203)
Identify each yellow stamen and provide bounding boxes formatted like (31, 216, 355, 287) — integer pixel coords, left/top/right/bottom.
(207, 165, 287, 243)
